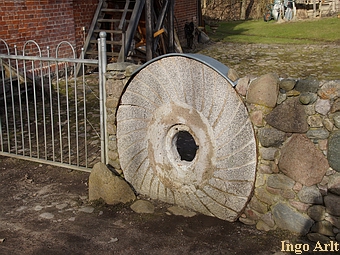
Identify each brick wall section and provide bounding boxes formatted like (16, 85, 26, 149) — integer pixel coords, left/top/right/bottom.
(174, 0, 198, 42)
(0, 0, 97, 57)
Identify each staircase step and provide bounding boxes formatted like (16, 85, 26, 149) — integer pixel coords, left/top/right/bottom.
(101, 8, 133, 13)
(86, 51, 119, 57)
(90, 40, 122, 45)
(94, 29, 123, 34)
(97, 18, 121, 23)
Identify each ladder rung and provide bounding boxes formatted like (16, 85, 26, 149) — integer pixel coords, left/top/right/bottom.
(86, 51, 119, 57)
(97, 19, 121, 23)
(90, 40, 122, 45)
(101, 8, 133, 12)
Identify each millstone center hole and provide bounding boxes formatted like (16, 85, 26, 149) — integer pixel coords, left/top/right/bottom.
(175, 131, 198, 162)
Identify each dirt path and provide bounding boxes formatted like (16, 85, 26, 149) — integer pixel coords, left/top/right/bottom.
(1, 155, 328, 255)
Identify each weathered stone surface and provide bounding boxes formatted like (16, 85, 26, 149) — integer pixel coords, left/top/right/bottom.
(325, 214, 340, 229)
(295, 77, 319, 93)
(250, 110, 264, 127)
(239, 217, 256, 225)
(258, 127, 287, 147)
(297, 186, 323, 204)
(89, 162, 136, 205)
(324, 193, 340, 216)
(289, 200, 311, 212)
(277, 92, 286, 105)
(267, 174, 295, 190)
(259, 147, 278, 161)
(311, 221, 335, 236)
(336, 233, 340, 242)
(307, 233, 331, 244)
(279, 78, 296, 91)
(334, 112, 340, 129)
(130, 200, 155, 214)
(279, 134, 329, 186)
(249, 196, 268, 214)
(235, 76, 250, 96)
(265, 98, 308, 133)
(246, 73, 279, 108)
(256, 220, 273, 231)
(328, 130, 340, 172)
(315, 99, 331, 115)
(330, 98, 340, 113)
(255, 186, 280, 206)
(167, 206, 196, 217)
(318, 80, 340, 99)
(306, 128, 330, 140)
(328, 173, 340, 195)
(299, 92, 317, 105)
(272, 202, 314, 235)
(307, 115, 323, 128)
(261, 212, 275, 228)
(307, 205, 326, 221)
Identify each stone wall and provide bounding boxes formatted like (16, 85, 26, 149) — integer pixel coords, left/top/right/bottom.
(105, 63, 340, 242)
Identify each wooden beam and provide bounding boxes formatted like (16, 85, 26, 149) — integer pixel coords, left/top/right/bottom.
(168, 0, 175, 53)
(146, 0, 154, 61)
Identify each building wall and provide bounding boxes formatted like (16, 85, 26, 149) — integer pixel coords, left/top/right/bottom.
(0, 0, 97, 57)
(174, 0, 198, 42)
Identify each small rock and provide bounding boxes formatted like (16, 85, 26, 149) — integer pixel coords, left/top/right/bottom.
(56, 203, 68, 210)
(108, 237, 119, 243)
(297, 185, 323, 204)
(279, 78, 296, 91)
(39, 212, 54, 220)
(307, 233, 331, 244)
(78, 206, 95, 214)
(315, 99, 331, 115)
(311, 221, 335, 236)
(130, 200, 155, 214)
(334, 112, 340, 129)
(167, 206, 196, 217)
(307, 205, 326, 221)
(238, 217, 256, 225)
(68, 217, 76, 222)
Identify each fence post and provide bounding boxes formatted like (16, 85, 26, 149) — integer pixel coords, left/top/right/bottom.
(98, 31, 107, 165)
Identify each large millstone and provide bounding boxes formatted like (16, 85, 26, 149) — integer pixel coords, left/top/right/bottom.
(116, 54, 257, 221)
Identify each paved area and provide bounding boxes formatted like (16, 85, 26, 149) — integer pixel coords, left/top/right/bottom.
(196, 42, 340, 80)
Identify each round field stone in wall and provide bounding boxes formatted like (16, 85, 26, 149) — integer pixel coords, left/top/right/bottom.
(328, 130, 340, 172)
(295, 77, 319, 93)
(279, 134, 329, 186)
(265, 97, 308, 133)
(116, 55, 257, 222)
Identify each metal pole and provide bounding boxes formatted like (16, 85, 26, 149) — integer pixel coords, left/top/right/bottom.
(98, 31, 107, 164)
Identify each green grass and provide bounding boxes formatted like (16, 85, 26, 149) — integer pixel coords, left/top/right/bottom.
(206, 16, 340, 44)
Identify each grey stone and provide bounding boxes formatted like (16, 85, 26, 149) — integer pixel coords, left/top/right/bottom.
(249, 196, 268, 214)
(267, 174, 295, 190)
(39, 212, 54, 220)
(299, 92, 317, 105)
(259, 147, 278, 161)
(307, 205, 326, 221)
(279, 78, 296, 91)
(255, 186, 280, 206)
(89, 162, 136, 205)
(125, 64, 141, 77)
(79, 206, 95, 214)
(311, 221, 335, 236)
(238, 217, 256, 225)
(315, 99, 331, 115)
(130, 200, 155, 214)
(334, 112, 340, 128)
(258, 127, 287, 147)
(298, 186, 323, 204)
(337, 233, 340, 242)
(295, 77, 319, 93)
(272, 202, 314, 235)
(323, 118, 334, 132)
(328, 173, 340, 195)
(261, 212, 275, 228)
(167, 206, 196, 217)
(246, 73, 279, 108)
(256, 220, 273, 231)
(279, 134, 329, 186)
(307, 233, 331, 244)
(265, 98, 308, 133)
(324, 193, 340, 216)
(328, 130, 340, 172)
(107, 62, 133, 71)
